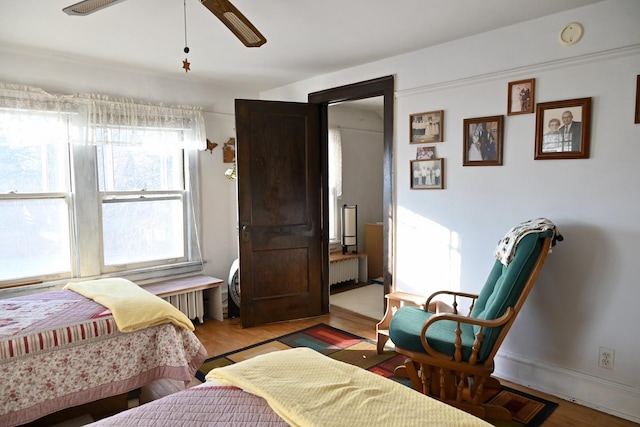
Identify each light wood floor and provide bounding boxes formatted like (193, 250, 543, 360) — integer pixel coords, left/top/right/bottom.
(31, 308, 637, 426)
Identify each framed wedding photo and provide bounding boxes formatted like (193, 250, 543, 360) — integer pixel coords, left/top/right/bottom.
(410, 158, 444, 190)
(635, 75, 640, 124)
(410, 110, 443, 143)
(507, 78, 535, 115)
(535, 97, 591, 160)
(463, 115, 504, 166)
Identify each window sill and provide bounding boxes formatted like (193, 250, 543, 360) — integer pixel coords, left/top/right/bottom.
(0, 262, 204, 299)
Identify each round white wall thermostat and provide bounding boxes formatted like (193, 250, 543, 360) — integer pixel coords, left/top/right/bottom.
(560, 22, 584, 46)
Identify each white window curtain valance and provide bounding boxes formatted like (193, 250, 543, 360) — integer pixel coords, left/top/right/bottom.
(77, 94, 206, 149)
(0, 83, 81, 146)
(0, 82, 206, 150)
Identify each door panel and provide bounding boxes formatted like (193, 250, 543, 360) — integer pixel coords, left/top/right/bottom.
(235, 99, 323, 327)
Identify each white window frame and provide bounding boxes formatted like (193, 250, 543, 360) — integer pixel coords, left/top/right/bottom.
(70, 144, 202, 281)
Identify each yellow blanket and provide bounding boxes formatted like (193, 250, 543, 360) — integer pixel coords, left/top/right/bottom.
(206, 347, 490, 427)
(64, 278, 194, 332)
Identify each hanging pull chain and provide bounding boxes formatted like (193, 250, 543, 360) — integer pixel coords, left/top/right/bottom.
(182, 0, 191, 72)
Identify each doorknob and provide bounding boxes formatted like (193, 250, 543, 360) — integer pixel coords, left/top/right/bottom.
(241, 223, 251, 242)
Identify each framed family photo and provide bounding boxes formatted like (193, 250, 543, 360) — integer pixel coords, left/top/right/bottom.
(463, 115, 504, 166)
(535, 97, 591, 160)
(410, 110, 443, 143)
(410, 158, 444, 190)
(507, 78, 535, 115)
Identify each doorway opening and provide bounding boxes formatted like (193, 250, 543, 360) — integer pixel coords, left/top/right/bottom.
(327, 98, 384, 319)
(308, 75, 394, 318)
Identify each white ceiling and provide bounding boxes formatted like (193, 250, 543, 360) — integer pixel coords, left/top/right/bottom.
(0, 0, 602, 93)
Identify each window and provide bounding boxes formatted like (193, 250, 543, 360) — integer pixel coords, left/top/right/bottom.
(97, 144, 188, 269)
(0, 83, 205, 288)
(328, 128, 342, 244)
(0, 109, 73, 283)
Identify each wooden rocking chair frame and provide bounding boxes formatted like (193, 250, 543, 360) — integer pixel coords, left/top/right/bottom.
(386, 236, 553, 420)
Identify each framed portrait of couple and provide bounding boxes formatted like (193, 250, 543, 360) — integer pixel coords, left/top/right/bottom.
(463, 115, 504, 166)
(534, 97, 591, 160)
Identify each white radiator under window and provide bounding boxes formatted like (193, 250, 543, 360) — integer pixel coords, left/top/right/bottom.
(162, 290, 204, 323)
(329, 256, 361, 286)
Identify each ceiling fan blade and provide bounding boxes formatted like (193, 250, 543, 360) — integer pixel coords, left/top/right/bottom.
(63, 0, 128, 16)
(200, 0, 266, 47)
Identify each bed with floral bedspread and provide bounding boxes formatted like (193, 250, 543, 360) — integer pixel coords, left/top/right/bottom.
(0, 288, 207, 427)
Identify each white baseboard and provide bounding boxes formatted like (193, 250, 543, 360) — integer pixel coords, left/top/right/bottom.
(494, 351, 640, 424)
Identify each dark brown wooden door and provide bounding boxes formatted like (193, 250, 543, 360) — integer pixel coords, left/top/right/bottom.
(235, 99, 324, 327)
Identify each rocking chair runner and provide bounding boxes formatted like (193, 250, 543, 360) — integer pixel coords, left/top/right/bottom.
(387, 223, 561, 420)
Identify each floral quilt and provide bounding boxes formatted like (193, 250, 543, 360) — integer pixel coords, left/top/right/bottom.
(0, 290, 207, 427)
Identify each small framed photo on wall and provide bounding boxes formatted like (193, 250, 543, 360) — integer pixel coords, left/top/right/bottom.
(463, 115, 504, 166)
(507, 78, 535, 115)
(535, 97, 591, 160)
(410, 110, 444, 143)
(416, 146, 436, 160)
(410, 158, 444, 189)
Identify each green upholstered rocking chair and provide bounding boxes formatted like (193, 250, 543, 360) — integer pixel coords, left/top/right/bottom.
(388, 223, 560, 420)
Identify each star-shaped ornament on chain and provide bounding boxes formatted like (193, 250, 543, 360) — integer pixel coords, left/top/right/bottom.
(182, 1, 191, 73)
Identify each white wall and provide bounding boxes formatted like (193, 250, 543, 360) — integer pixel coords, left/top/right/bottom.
(199, 112, 241, 288)
(262, 0, 640, 422)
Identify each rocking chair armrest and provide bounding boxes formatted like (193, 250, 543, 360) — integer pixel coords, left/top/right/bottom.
(426, 290, 480, 315)
(422, 308, 515, 333)
(419, 308, 515, 362)
(426, 290, 479, 303)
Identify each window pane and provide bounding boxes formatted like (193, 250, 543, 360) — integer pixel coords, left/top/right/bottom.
(0, 199, 71, 281)
(102, 198, 185, 266)
(328, 187, 338, 242)
(328, 129, 342, 243)
(97, 145, 183, 191)
(0, 143, 69, 193)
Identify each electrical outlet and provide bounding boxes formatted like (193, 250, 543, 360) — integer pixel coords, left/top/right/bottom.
(599, 347, 614, 370)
